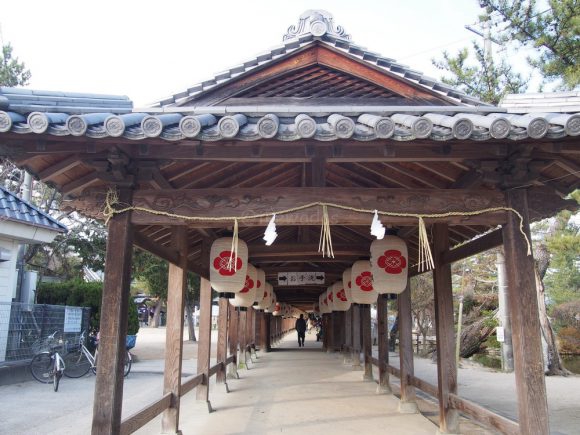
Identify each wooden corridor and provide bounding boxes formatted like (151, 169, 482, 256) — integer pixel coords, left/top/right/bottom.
(136, 333, 438, 435)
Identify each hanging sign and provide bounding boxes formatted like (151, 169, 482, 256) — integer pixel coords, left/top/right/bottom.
(278, 272, 325, 286)
(64, 307, 83, 333)
(496, 326, 505, 343)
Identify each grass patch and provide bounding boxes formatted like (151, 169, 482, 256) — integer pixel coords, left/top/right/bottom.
(472, 353, 502, 370)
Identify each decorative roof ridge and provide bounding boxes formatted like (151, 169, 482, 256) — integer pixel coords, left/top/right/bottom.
(0, 186, 67, 232)
(283, 10, 351, 41)
(149, 11, 489, 109)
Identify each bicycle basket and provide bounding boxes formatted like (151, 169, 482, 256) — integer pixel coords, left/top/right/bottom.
(126, 335, 137, 350)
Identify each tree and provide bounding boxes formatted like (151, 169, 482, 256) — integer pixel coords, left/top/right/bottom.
(479, 0, 580, 89)
(433, 41, 528, 104)
(410, 273, 435, 355)
(0, 43, 31, 86)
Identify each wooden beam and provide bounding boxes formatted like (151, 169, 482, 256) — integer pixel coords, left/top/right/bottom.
(503, 189, 549, 435)
(432, 223, 459, 433)
(92, 189, 133, 435)
(38, 155, 81, 181)
(73, 187, 508, 227)
(196, 275, 213, 411)
(249, 243, 369, 258)
(161, 227, 188, 433)
(120, 393, 172, 435)
(442, 229, 503, 265)
(397, 284, 418, 412)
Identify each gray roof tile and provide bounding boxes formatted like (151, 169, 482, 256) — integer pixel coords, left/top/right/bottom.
(0, 187, 67, 233)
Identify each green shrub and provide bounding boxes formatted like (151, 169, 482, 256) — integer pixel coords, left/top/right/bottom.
(37, 280, 139, 335)
(472, 353, 502, 369)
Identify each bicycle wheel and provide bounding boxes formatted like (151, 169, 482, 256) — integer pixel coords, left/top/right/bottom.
(30, 352, 53, 384)
(63, 349, 91, 378)
(53, 369, 61, 392)
(123, 351, 132, 377)
(91, 349, 98, 374)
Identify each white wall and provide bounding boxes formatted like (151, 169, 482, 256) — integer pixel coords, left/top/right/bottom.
(0, 237, 19, 362)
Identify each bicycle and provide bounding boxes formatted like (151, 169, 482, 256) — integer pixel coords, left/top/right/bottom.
(29, 331, 66, 392)
(63, 331, 132, 378)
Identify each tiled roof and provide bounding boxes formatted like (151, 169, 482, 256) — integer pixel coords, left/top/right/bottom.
(151, 38, 485, 109)
(500, 91, 580, 113)
(0, 87, 132, 115)
(1, 105, 578, 142)
(0, 187, 67, 233)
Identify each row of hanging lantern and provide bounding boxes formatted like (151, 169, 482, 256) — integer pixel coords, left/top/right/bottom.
(210, 237, 302, 317)
(317, 234, 409, 313)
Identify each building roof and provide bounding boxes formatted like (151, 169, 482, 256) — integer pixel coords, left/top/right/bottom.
(151, 9, 486, 108)
(500, 91, 580, 113)
(0, 186, 67, 233)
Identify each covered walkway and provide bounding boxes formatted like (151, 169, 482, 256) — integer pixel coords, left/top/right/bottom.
(137, 333, 438, 435)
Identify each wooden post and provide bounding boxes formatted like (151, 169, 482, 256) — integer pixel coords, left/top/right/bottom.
(326, 313, 335, 352)
(351, 304, 362, 370)
(238, 309, 247, 368)
(361, 304, 374, 381)
(335, 311, 345, 352)
(161, 227, 188, 434)
(433, 223, 459, 433)
(253, 308, 260, 356)
(343, 307, 352, 364)
(377, 294, 391, 394)
(261, 311, 270, 352)
(398, 284, 418, 413)
(92, 188, 133, 435)
(227, 304, 239, 379)
(216, 296, 229, 384)
(503, 190, 549, 434)
(196, 276, 213, 412)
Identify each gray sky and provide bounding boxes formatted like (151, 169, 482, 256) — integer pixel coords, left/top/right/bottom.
(1, 0, 533, 106)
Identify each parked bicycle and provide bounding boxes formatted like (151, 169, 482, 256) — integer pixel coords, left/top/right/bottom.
(29, 331, 66, 392)
(63, 331, 132, 378)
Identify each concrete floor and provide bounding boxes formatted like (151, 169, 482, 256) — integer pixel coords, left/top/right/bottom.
(136, 333, 438, 435)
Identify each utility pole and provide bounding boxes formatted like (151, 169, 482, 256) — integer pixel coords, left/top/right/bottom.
(496, 250, 514, 372)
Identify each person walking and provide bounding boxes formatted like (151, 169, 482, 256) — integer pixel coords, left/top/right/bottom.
(295, 314, 307, 347)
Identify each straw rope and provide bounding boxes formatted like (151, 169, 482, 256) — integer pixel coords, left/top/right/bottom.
(102, 189, 532, 270)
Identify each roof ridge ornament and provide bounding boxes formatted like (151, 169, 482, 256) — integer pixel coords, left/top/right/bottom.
(283, 10, 351, 41)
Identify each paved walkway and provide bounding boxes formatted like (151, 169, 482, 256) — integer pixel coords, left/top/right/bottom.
(136, 333, 438, 435)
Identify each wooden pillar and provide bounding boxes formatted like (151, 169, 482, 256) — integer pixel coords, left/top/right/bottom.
(326, 313, 335, 352)
(215, 296, 229, 384)
(238, 309, 247, 368)
(361, 304, 374, 381)
(196, 276, 213, 411)
(398, 284, 418, 412)
(92, 189, 133, 435)
(253, 308, 260, 353)
(377, 294, 391, 394)
(260, 311, 270, 352)
(343, 307, 352, 364)
(503, 189, 549, 434)
(227, 304, 239, 379)
(335, 311, 345, 351)
(161, 227, 188, 433)
(351, 304, 362, 370)
(433, 223, 459, 433)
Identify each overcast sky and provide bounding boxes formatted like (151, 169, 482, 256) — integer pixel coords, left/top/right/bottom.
(1, 0, 534, 107)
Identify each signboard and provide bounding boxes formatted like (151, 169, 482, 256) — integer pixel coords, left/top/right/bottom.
(496, 326, 505, 343)
(278, 272, 325, 286)
(64, 307, 83, 333)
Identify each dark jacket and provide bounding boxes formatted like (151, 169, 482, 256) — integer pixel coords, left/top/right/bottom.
(295, 318, 307, 333)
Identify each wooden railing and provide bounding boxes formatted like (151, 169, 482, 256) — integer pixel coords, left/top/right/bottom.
(369, 355, 519, 434)
(119, 355, 237, 434)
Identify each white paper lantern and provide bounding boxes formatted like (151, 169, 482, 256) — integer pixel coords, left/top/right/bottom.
(210, 237, 248, 293)
(253, 268, 268, 309)
(327, 285, 336, 312)
(332, 281, 351, 311)
(266, 289, 276, 313)
(230, 264, 258, 308)
(342, 267, 353, 300)
(370, 236, 408, 294)
(318, 291, 327, 314)
(350, 260, 377, 304)
(273, 301, 282, 316)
